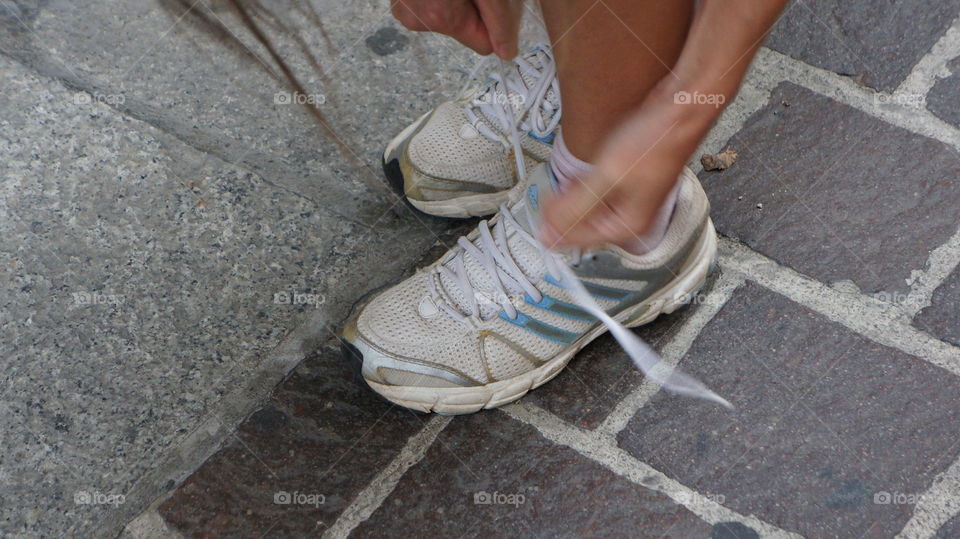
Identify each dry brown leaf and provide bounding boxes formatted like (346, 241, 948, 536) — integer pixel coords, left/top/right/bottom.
(700, 148, 739, 171)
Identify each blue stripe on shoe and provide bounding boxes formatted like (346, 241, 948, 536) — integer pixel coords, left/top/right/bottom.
(544, 274, 564, 288)
(499, 311, 579, 345)
(524, 293, 595, 322)
(528, 131, 555, 145)
(543, 274, 632, 301)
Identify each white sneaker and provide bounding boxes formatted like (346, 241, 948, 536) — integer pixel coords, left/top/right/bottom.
(382, 46, 560, 218)
(343, 164, 717, 414)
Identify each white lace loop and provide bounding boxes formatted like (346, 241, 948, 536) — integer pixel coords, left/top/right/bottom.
(462, 45, 561, 172)
(431, 204, 543, 322)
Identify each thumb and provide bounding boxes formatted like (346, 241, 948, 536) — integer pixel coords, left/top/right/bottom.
(474, 0, 523, 59)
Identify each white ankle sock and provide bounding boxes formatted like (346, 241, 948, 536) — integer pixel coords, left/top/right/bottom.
(548, 132, 679, 255)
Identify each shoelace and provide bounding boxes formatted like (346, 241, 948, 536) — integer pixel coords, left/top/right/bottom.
(427, 203, 562, 322)
(427, 57, 732, 409)
(462, 45, 560, 165)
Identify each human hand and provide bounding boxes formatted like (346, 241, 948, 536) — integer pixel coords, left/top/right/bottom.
(391, 0, 524, 59)
(540, 87, 717, 250)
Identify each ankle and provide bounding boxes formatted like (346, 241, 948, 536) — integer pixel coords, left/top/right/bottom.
(549, 132, 593, 191)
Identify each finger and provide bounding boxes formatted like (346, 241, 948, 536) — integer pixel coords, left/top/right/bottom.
(594, 198, 660, 248)
(552, 205, 623, 249)
(391, 0, 494, 55)
(447, 1, 496, 55)
(540, 178, 610, 249)
(549, 188, 659, 249)
(474, 0, 523, 59)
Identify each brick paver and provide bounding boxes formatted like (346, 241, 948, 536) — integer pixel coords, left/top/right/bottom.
(157, 345, 428, 537)
(354, 412, 715, 538)
(927, 57, 960, 128)
(702, 82, 960, 295)
(935, 513, 960, 538)
(618, 283, 960, 537)
(766, 0, 960, 91)
(914, 266, 960, 346)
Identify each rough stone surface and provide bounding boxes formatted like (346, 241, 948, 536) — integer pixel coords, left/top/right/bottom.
(354, 412, 713, 537)
(711, 521, 760, 539)
(618, 283, 960, 537)
(524, 272, 721, 430)
(0, 19, 455, 538)
(914, 266, 960, 346)
(934, 512, 960, 538)
(0, 0, 534, 219)
(157, 344, 426, 537)
(365, 26, 410, 56)
(926, 57, 960, 128)
(766, 0, 960, 92)
(701, 82, 960, 295)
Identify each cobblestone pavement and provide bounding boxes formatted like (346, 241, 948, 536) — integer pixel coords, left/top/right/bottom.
(2, 0, 959, 537)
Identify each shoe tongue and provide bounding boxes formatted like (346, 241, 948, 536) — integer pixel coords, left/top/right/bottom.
(435, 166, 557, 319)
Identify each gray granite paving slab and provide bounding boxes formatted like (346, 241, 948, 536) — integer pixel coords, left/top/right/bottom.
(523, 271, 721, 430)
(927, 57, 960, 128)
(0, 50, 448, 536)
(618, 282, 960, 537)
(766, 0, 960, 92)
(353, 411, 714, 538)
(914, 266, 960, 346)
(0, 0, 513, 221)
(702, 82, 960, 295)
(156, 343, 427, 537)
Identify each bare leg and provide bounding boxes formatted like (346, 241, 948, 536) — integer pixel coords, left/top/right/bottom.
(539, 0, 695, 162)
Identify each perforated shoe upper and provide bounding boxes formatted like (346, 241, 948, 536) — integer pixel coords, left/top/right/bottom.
(351, 165, 711, 388)
(403, 48, 559, 200)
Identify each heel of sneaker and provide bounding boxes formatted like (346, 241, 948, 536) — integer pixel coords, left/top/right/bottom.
(623, 220, 718, 328)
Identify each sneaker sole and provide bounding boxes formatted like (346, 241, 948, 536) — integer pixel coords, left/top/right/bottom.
(406, 179, 527, 219)
(382, 112, 429, 198)
(343, 220, 718, 415)
(382, 112, 523, 219)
